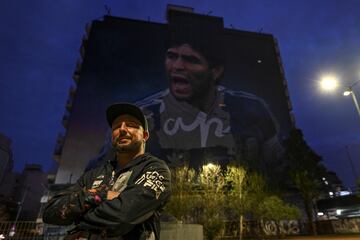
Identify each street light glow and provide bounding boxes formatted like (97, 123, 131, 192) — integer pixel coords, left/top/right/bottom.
(319, 75, 339, 92)
(202, 163, 217, 173)
(343, 90, 351, 96)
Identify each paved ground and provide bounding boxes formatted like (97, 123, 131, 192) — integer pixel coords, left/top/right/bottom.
(284, 234, 360, 240)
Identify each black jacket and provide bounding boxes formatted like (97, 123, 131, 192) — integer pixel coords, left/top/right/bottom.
(43, 153, 171, 239)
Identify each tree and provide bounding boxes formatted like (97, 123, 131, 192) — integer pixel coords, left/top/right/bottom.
(225, 166, 300, 239)
(244, 172, 271, 239)
(283, 129, 327, 235)
(260, 196, 300, 238)
(166, 163, 303, 239)
(197, 163, 226, 240)
(225, 165, 247, 240)
(164, 163, 227, 240)
(164, 164, 198, 223)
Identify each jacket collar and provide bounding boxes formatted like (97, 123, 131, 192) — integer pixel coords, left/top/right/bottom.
(109, 153, 150, 172)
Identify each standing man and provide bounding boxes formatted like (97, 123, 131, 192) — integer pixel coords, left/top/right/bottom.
(43, 103, 171, 240)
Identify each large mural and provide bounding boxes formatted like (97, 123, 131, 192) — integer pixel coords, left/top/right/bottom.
(55, 9, 293, 184)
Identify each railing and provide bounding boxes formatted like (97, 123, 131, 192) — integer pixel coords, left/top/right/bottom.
(0, 221, 70, 240)
(0, 221, 42, 239)
(221, 219, 303, 238)
(0, 220, 302, 239)
(2, 218, 358, 239)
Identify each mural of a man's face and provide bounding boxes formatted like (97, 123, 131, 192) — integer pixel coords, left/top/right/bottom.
(165, 44, 223, 102)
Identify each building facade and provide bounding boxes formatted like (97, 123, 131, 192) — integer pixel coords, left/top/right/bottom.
(53, 5, 294, 184)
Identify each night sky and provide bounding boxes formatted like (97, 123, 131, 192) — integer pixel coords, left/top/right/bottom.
(1, 0, 359, 189)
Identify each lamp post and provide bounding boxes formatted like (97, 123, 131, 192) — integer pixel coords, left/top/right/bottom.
(320, 76, 360, 118)
(319, 75, 359, 190)
(9, 186, 29, 237)
(345, 145, 359, 187)
(343, 80, 360, 118)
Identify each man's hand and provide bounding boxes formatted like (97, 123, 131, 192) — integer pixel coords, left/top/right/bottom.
(84, 188, 107, 207)
(107, 191, 120, 200)
(88, 188, 97, 193)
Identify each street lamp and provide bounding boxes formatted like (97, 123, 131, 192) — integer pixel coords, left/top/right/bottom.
(320, 75, 360, 118)
(319, 75, 339, 92)
(9, 186, 29, 237)
(343, 80, 360, 117)
(345, 145, 359, 186)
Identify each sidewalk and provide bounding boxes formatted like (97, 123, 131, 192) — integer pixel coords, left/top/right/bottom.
(284, 234, 360, 240)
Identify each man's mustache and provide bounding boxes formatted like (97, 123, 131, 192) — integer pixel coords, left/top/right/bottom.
(113, 135, 132, 142)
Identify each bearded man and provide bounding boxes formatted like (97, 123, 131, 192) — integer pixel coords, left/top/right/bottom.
(43, 103, 171, 240)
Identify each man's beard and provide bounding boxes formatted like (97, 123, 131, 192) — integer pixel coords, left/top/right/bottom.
(112, 136, 142, 153)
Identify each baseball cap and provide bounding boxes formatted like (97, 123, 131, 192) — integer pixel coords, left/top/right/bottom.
(106, 103, 148, 131)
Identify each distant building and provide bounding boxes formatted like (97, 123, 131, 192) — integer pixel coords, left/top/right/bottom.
(315, 170, 358, 221)
(0, 133, 13, 183)
(0, 133, 17, 220)
(320, 171, 345, 199)
(17, 164, 48, 220)
(0, 163, 48, 221)
(317, 194, 360, 220)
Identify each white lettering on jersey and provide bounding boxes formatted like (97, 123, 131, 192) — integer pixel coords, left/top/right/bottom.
(163, 112, 230, 147)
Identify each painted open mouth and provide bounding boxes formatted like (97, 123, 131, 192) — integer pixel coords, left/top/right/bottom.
(171, 75, 190, 94)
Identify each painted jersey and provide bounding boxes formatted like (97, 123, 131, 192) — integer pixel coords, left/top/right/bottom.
(136, 86, 284, 174)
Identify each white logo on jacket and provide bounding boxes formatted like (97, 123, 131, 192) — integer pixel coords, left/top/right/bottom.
(135, 171, 165, 199)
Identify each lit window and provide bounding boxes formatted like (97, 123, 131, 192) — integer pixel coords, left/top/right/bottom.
(339, 191, 350, 196)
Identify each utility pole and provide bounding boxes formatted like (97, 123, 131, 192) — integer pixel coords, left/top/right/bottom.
(345, 145, 359, 188)
(343, 80, 360, 118)
(9, 186, 29, 237)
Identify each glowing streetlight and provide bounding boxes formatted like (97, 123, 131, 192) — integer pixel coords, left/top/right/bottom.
(319, 75, 339, 92)
(343, 90, 351, 96)
(203, 163, 216, 171)
(319, 74, 360, 118)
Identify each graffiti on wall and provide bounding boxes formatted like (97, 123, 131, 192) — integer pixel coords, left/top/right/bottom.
(331, 218, 360, 234)
(261, 220, 301, 236)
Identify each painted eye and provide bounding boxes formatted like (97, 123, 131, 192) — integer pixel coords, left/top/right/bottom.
(183, 55, 202, 64)
(166, 51, 177, 60)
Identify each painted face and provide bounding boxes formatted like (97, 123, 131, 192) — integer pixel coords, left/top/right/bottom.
(111, 114, 149, 153)
(165, 44, 217, 102)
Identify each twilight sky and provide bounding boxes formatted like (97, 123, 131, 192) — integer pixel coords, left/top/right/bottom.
(0, 0, 359, 189)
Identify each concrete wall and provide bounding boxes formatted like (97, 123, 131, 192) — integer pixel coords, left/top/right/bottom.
(317, 217, 360, 234)
(161, 223, 203, 240)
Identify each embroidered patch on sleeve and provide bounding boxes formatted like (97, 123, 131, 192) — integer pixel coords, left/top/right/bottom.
(91, 175, 105, 188)
(135, 171, 166, 199)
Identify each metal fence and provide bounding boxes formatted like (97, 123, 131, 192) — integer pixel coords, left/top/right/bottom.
(0, 221, 70, 240)
(0, 220, 302, 239)
(1, 218, 358, 239)
(0, 221, 42, 239)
